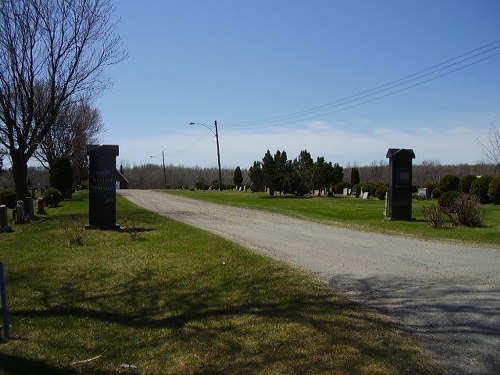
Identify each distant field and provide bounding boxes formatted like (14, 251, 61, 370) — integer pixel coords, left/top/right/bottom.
(167, 189, 500, 247)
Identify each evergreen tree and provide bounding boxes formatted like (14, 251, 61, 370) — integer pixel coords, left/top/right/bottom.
(248, 161, 264, 192)
(49, 157, 73, 198)
(233, 166, 243, 187)
(293, 150, 314, 193)
(351, 167, 360, 186)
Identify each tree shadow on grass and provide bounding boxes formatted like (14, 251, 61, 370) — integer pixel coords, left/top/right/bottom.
(6, 269, 444, 375)
(0, 352, 79, 375)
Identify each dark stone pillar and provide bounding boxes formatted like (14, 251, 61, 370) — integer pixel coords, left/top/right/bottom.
(385, 148, 415, 221)
(85, 145, 120, 230)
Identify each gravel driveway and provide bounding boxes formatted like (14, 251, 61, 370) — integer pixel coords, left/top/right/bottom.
(120, 189, 500, 375)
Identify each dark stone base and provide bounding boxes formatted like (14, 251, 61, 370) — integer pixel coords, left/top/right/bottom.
(85, 224, 122, 231)
(384, 216, 416, 221)
(0, 226, 12, 233)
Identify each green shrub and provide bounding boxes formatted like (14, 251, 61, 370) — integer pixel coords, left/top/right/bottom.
(350, 167, 360, 186)
(438, 174, 460, 193)
(470, 176, 493, 204)
(335, 181, 352, 194)
(351, 183, 361, 197)
(438, 191, 460, 214)
(43, 188, 63, 206)
(375, 186, 387, 200)
(487, 176, 500, 204)
(431, 188, 441, 199)
(459, 175, 477, 194)
(195, 180, 209, 191)
(49, 157, 73, 198)
(0, 188, 17, 208)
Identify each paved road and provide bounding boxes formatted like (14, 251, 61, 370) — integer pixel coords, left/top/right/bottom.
(120, 190, 500, 375)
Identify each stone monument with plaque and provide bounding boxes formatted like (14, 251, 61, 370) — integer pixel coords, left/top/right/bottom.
(385, 148, 415, 221)
(85, 144, 120, 230)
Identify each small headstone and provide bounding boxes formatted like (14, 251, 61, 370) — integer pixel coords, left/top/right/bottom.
(0, 205, 12, 232)
(362, 192, 370, 199)
(418, 188, 428, 199)
(37, 198, 46, 215)
(24, 196, 34, 219)
(14, 200, 24, 224)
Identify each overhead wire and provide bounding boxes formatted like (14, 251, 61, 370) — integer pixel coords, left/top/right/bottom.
(222, 40, 500, 129)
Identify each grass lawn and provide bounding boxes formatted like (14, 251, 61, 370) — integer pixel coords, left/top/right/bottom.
(0, 191, 442, 374)
(168, 189, 500, 248)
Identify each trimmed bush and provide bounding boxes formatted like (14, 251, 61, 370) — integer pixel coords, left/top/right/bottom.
(375, 186, 388, 200)
(335, 181, 352, 194)
(43, 188, 63, 206)
(0, 188, 17, 208)
(487, 176, 500, 204)
(459, 175, 477, 194)
(431, 188, 441, 199)
(438, 174, 459, 193)
(470, 176, 493, 204)
(49, 157, 73, 198)
(438, 191, 460, 214)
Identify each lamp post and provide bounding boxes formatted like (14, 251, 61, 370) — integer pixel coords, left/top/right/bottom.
(189, 120, 222, 190)
(149, 151, 167, 189)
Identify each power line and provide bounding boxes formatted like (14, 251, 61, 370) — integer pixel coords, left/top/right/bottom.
(223, 40, 500, 129)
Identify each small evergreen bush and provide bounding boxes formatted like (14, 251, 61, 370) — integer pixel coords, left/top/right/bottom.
(49, 157, 73, 198)
(335, 181, 352, 194)
(0, 188, 17, 208)
(459, 175, 477, 194)
(431, 188, 441, 199)
(438, 191, 460, 215)
(43, 188, 63, 206)
(438, 174, 460, 193)
(487, 176, 500, 204)
(470, 176, 493, 204)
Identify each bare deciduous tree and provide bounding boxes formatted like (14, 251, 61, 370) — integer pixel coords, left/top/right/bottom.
(35, 100, 104, 184)
(478, 120, 500, 166)
(0, 0, 127, 199)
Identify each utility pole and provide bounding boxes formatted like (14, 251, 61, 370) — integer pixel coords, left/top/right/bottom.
(161, 150, 167, 189)
(214, 120, 222, 190)
(189, 120, 223, 190)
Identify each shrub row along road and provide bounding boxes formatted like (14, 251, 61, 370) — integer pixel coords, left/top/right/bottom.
(120, 190, 500, 375)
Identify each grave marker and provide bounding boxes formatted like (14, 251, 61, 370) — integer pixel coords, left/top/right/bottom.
(0, 205, 12, 233)
(85, 145, 120, 230)
(385, 148, 415, 220)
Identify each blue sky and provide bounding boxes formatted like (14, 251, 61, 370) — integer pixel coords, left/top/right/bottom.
(97, 0, 500, 169)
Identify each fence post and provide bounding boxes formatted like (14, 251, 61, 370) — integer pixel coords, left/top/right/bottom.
(0, 262, 10, 339)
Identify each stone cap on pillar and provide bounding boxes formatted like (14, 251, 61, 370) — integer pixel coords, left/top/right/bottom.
(386, 148, 415, 159)
(86, 144, 119, 157)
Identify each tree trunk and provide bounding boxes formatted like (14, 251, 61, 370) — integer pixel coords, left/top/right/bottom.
(11, 151, 29, 201)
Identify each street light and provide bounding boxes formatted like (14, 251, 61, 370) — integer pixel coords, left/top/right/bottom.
(149, 150, 167, 189)
(189, 120, 222, 190)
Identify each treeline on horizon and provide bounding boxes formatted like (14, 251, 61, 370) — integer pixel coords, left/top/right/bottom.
(1, 159, 497, 192)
